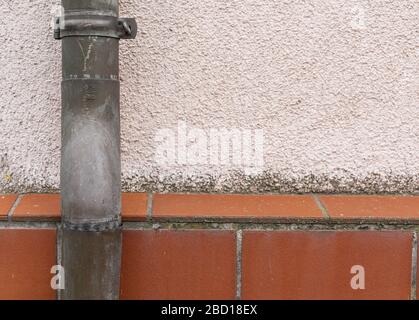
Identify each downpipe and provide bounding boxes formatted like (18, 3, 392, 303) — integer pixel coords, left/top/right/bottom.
(54, 0, 137, 299)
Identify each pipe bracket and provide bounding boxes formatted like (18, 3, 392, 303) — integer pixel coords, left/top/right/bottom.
(54, 15, 137, 40)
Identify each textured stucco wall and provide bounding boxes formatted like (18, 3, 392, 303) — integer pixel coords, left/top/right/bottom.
(0, 0, 418, 194)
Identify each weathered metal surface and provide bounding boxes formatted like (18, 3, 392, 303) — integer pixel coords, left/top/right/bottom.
(61, 77, 121, 227)
(54, 15, 137, 39)
(55, 0, 136, 300)
(60, 228, 122, 300)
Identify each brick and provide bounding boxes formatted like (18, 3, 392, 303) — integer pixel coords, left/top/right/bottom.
(153, 194, 323, 220)
(121, 230, 236, 299)
(0, 195, 18, 220)
(242, 231, 412, 300)
(122, 193, 148, 221)
(0, 229, 56, 300)
(320, 195, 419, 220)
(13, 194, 61, 221)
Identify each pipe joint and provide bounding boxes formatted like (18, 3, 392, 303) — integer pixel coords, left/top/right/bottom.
(62, 219, 122, 232)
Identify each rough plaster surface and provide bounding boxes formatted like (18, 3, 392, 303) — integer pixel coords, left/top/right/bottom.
(0, 0, 418, 194)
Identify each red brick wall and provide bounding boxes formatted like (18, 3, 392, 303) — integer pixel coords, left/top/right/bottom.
(0, 193, 418, 300)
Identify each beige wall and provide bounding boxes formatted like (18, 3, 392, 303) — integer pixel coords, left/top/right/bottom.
(0, 0, 418, 193)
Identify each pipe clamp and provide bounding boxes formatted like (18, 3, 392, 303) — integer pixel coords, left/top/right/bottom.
(54, 15, 137, 40)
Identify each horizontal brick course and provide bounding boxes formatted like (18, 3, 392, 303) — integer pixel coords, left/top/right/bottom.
(121, 230, 237, 300)
(0, 229, 56, 300)
(153, 194, 323, 220)
(242, 231, 413, 300)
(0, 227, 415, 300)
(1, 193, 419, 222)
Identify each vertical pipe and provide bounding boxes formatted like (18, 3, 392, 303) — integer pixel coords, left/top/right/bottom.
(56, 0, 135, 299)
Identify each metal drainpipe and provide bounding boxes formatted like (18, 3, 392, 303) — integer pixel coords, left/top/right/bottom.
(54, 0, 137, 299)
